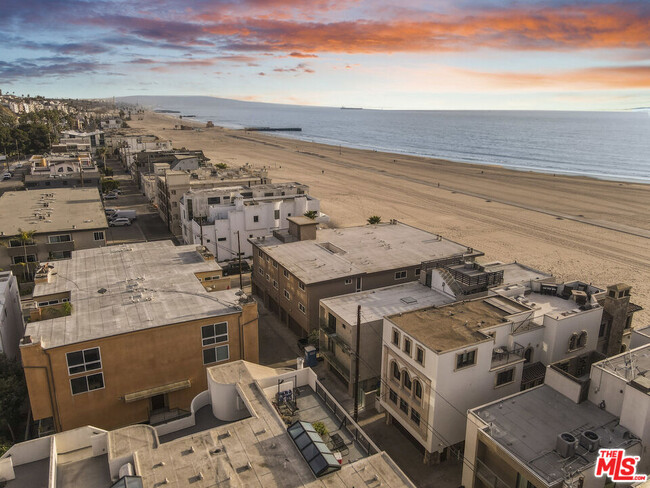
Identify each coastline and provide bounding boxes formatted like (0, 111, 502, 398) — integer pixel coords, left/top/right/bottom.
(128, 111, 650, 322)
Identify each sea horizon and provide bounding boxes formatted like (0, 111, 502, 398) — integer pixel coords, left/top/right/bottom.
(119, 95, 650, 184)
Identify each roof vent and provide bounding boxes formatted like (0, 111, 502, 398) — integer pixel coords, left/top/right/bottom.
(579, 431, 600, 452)
(556, 432, 577, 458)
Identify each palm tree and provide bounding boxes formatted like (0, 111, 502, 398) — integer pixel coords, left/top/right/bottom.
(16, 228, 35, 281)
(367, 215, 381, 225)
(304, 210, 318, 220)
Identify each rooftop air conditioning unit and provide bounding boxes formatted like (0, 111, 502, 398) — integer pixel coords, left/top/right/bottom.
(556, 433, 577, 458)
(579, 431, 600, 452)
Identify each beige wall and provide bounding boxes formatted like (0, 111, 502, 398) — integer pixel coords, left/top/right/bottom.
(22, 303, 258, 432)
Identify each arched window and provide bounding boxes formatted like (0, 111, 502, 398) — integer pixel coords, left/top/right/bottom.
(57, 167, 64, 172)
(577, 331, 588, 348)
(403, 371, 412, 390)
(524, 347, 533, 363)
(392, 361, 400, 381)
(568, 333, 578, 351)
(414, 380, 422, 400)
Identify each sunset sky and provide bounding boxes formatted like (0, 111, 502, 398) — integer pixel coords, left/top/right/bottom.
(1, 0, 649, 110)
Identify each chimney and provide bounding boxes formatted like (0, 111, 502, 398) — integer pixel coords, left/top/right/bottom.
(287, 216, 318, 241)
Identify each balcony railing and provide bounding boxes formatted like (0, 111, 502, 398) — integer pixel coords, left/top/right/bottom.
(149, 408, 191, 426)
(475, 458, 513, 488)
(321, 349, 351, 379)
(491, 342, 524, 369)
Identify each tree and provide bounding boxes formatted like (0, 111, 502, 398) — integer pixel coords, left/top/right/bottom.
(96, 146, 108, 166)
(0, 353, 27, 442)
(16, 228, 35, 281)
(304, 210, 318, 220)
(367, 215, 381, 225)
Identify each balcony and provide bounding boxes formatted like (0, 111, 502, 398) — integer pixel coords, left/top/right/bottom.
(46, 240, 75, 253)
(491, 343, 524, 369)
(6, 243, 37, 258)
(321, 349, 351, 379)
(475, 458, 513, 488)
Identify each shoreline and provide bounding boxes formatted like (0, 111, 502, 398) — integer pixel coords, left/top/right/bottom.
(127, 111, 650, 323)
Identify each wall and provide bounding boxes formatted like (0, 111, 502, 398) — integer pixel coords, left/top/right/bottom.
(543, 307, 602, 365)
(544, 366, 583, 403)
(587, 365, 626, 416)
(0, 273, 24, 359)
(620, 384, 650, 472)
(155, 390, 210, 437)
(22, 308, 257, 432)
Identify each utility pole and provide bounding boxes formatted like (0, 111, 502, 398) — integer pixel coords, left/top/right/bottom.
(236, 231, 243, 291)
(353, 304, 361, 422)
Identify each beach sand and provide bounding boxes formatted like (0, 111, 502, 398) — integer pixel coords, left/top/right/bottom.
(128, 112, 650, 324)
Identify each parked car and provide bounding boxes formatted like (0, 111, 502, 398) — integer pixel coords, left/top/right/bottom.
(2, 173, 11, 180)
(105, 208, 117, 216)
(103, 193, 118, 200)
(221, 261, 251, 276)
(110, 209, 136, 221)
(109, 217, 131, 227)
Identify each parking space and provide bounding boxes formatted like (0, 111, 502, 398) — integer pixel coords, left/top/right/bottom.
(102, 158, 175, 245)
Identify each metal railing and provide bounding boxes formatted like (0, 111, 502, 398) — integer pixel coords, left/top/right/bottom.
(491, 342, 525, 368)
(321, 349, 351, 378)
(149, 408, 191, 426)
(475, 458, 513, 488)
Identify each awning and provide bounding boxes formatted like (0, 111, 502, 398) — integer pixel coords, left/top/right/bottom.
(123, 380, 191, 403)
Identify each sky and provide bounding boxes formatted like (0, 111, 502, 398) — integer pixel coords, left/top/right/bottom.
(1, 0, 649, 110)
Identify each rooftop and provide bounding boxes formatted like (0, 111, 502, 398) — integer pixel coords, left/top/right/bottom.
(0, 188, 107, 236)
(482, 262, 553, 286)
(524, 292, 594, 320)
(388, 296, 531, 353)
(257, 222, 479, 284)
(26, 241, 243, 348)
(473, 385, 640, 486)
(592, 343, 650, 384)
(321, 281, 456, 325)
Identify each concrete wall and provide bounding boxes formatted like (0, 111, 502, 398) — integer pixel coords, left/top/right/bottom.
(542, 308, 602, 365)
(544, 366, 583, 403)
(0, 272, 24, 359)
(22, 306, 258, 432)
(587, 365, 626, 416)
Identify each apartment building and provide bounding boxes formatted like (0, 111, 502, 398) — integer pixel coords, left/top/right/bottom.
(0, 271, 24, 359)
(380, 280, 642, 464)
(109, 134, 172, 170)
(24, 153, 101, 189)
(0, 188, 108, 276)
(20, 241, 259, 434)
(320, 262, 552, 399)
(181, 182, 325, 258)
(60, 130, 105, 148)
(131, 149, 208, 188)
(251, 218, 482, 336)
(157, 166, 270, 236)
(0, 361, 415, 487)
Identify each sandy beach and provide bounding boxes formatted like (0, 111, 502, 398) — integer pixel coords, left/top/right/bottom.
(128, 112, 650, 324)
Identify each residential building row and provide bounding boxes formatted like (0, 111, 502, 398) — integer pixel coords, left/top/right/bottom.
(21, 241, 258, 435)
(0, 188, 108, 275)
(462, 342, 650, 488)
(24, 153, 101, 189)
(180, 182, 327, 258)
(1, 361, 416, 487)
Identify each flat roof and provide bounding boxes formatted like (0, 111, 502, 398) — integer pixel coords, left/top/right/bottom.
(473, 385, 639, 486)
(592, 343, 650, 383)
(482, 262, 553, 285)
(524, 292, 595, 320)
(26, 241, 243, 349)
(0, 188, 107, 236)
(321, 281, 456, 325)
(104, 361, 415, 487)
(257, 222, 479, 284)
(388, 296, 530, 353)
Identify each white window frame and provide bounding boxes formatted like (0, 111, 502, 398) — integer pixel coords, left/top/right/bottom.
(298, 281, 305, 290)
(48, 234, 72, 244)
(66, 347, 102, 375)
(298, 303, 306, 314)
(344, 278, 352, 285)
(283, 269, 289, 278)
(495, 367, 515, 388)
(93, 231, 105, 241)
(284, 290, 291, 300)
(395, 270, 407, 280)
(70, 372, 104, 396)
(392, 329, 400, 347)
(201, 322, 228, 346)
(273, 280, 278, 289)
(203, 344, 229, 365)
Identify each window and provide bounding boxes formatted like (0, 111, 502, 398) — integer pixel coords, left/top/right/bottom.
(258, 249, 263, 257)
(456, 350, 476, 369)
(344, 278, 352, 285)
(399, 398, 409, 414)
(67, 348, 102, 375)
(253, 215, 259, 223)
(171, 189, 176, 195)
(207, 196, 220, 204)
(48, 234, 71, 243)
(299, 303, 306, 314)
(299, 281, 305, 290)
(577, 330, 588, 348)
(389, 388, 397, 404)
(415, 268, 421, 277)
(218, 237, 226, 242)
(410, 409, 421, 426)
(496, 368, 515, 387)
(283, 269, 289, 278)
(70, 373, 104, 395)
(414, 380, 422, 400)
(12, 255, 37, 264)
(416, 346, 424, 365)
(392, 329, 400, 347)
(403, 371, 412, 390)
(203, 345, 229, 364)
(568, 333, 578, 351)
(201, 322, 228, 346)
(273, 280, 278, 289)
(274, 209, 280, 219)
(395, 270, 407, 280)
(93, 231, 105, 241)
(266, 273, 270, 281)
(258, 267, 264, 276)
(392, 361, 401, 381)
(284, 290, 291, 300)
(403, 338, 411, 356)
(272, 260, 278, 269)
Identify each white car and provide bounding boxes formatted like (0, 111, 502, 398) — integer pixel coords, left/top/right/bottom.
(103, 193, 118, 200)
(2, 173, 11, 180)
(109, 217, 131, 227)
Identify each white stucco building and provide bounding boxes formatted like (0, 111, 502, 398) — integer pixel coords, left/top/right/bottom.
(0, 271, 24, 359)
(180, 182, 326, 259)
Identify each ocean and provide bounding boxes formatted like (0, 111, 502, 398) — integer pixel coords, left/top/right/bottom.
(119, 96, 650, 183)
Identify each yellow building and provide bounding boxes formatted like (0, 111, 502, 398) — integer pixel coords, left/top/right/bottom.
(21, 241, 259, 435)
